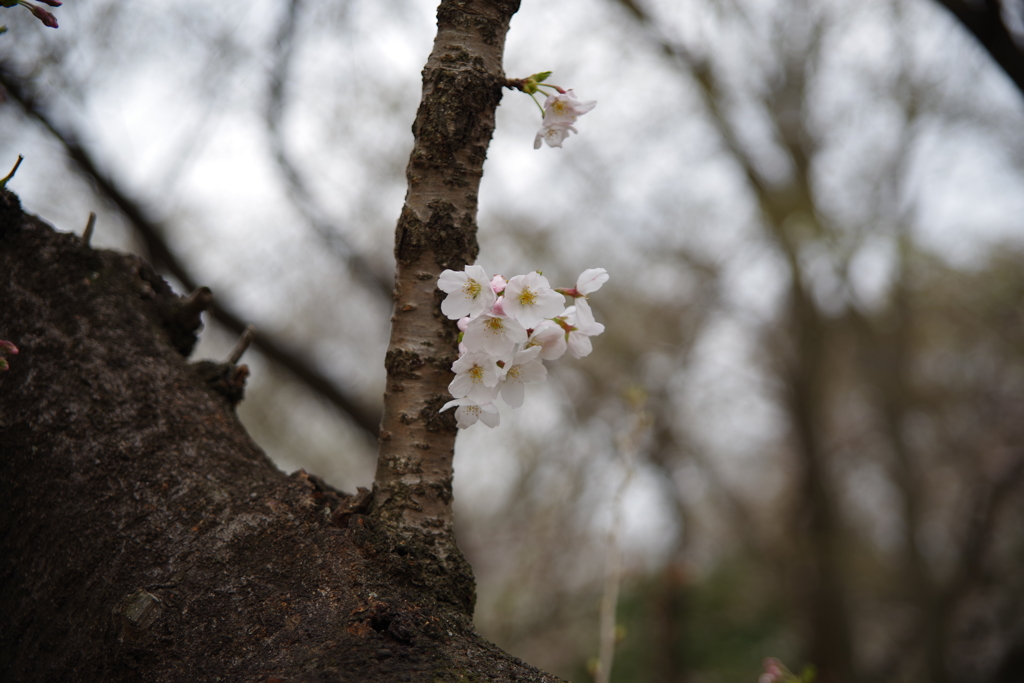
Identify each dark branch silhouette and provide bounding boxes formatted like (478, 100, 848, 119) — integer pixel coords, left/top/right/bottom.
(934, 0, 1024, 98)
(0, 61, 383, 441)
(265, 0, 394, 300)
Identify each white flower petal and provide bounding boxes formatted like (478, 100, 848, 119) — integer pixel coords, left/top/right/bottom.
(576, 268, 609, 294)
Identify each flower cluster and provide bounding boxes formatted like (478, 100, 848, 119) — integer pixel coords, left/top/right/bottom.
(508, 71, 596, 149)
(437, 265, 608, 428)
(534, 89, 597, 149)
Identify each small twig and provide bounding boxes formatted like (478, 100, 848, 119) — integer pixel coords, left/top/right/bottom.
(226, 324, 257, 365)
(177, 286, 214, 325)
(595, 391, 651, 683)
(0, 154, 24, 188)
(82, 212, 96, 244)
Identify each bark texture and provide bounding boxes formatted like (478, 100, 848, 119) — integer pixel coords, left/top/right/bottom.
(1, 2, 543, 678)
(372, 0, 521, 608)
(0, 189, 564, 682)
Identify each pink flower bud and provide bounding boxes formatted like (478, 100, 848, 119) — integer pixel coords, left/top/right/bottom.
(760, 658, 784, 682)
(26, 3, 58, 27)
(0, 340, 18, 355)
(491, 297, 507, 317)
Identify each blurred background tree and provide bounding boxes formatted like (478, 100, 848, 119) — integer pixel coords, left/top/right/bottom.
(2, 1, 1023, 681)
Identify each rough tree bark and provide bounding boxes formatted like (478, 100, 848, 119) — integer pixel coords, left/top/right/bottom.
(1, 1, 561, 681)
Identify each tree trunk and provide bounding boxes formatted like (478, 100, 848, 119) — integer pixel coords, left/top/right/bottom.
(0, 1, 561, 680)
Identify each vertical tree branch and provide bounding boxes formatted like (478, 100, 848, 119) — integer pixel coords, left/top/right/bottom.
(372, 0, 521, 562)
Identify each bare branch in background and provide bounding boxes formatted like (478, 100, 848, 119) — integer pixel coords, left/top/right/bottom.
(266, 0, 393, 301)
(0, 62, 383, 441)
(934, 0, 1024, 98)
(608, 3, 856, 680)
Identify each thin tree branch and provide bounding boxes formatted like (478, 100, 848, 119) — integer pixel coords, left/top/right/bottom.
(265, 0, 394, 300)
(934, 0, 1024, 99)
(0, 62, 382, 441)
(370, 0, 520, 552)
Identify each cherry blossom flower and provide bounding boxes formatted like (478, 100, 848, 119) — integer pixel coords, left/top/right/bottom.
(490, 274, 507, 294)
(542, 89, 596, 125)
(448, 351, 501, 404)
(438, 265, 496, 320)
(441, 397, 501, 429)
(562, 305, 605, 359)
(437, 263, 608, 428)
(575, 267, 609, 295)
(510, 71, 595, 149)
(462, 312, 527, 357)
(557, 267, 610, 299)
(534, 122, 578, 149)
(495, 347, 547, 408)
(534, 89, 595, 149)
(557, 267, 610, 325)
(524, 321, 568, 361)
(502, 272, 565, 328)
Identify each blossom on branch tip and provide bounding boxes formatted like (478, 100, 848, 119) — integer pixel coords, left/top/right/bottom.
(542, 89, 596, 124)
(510, 70, 595, 149)
(534, 88, 595, 149)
